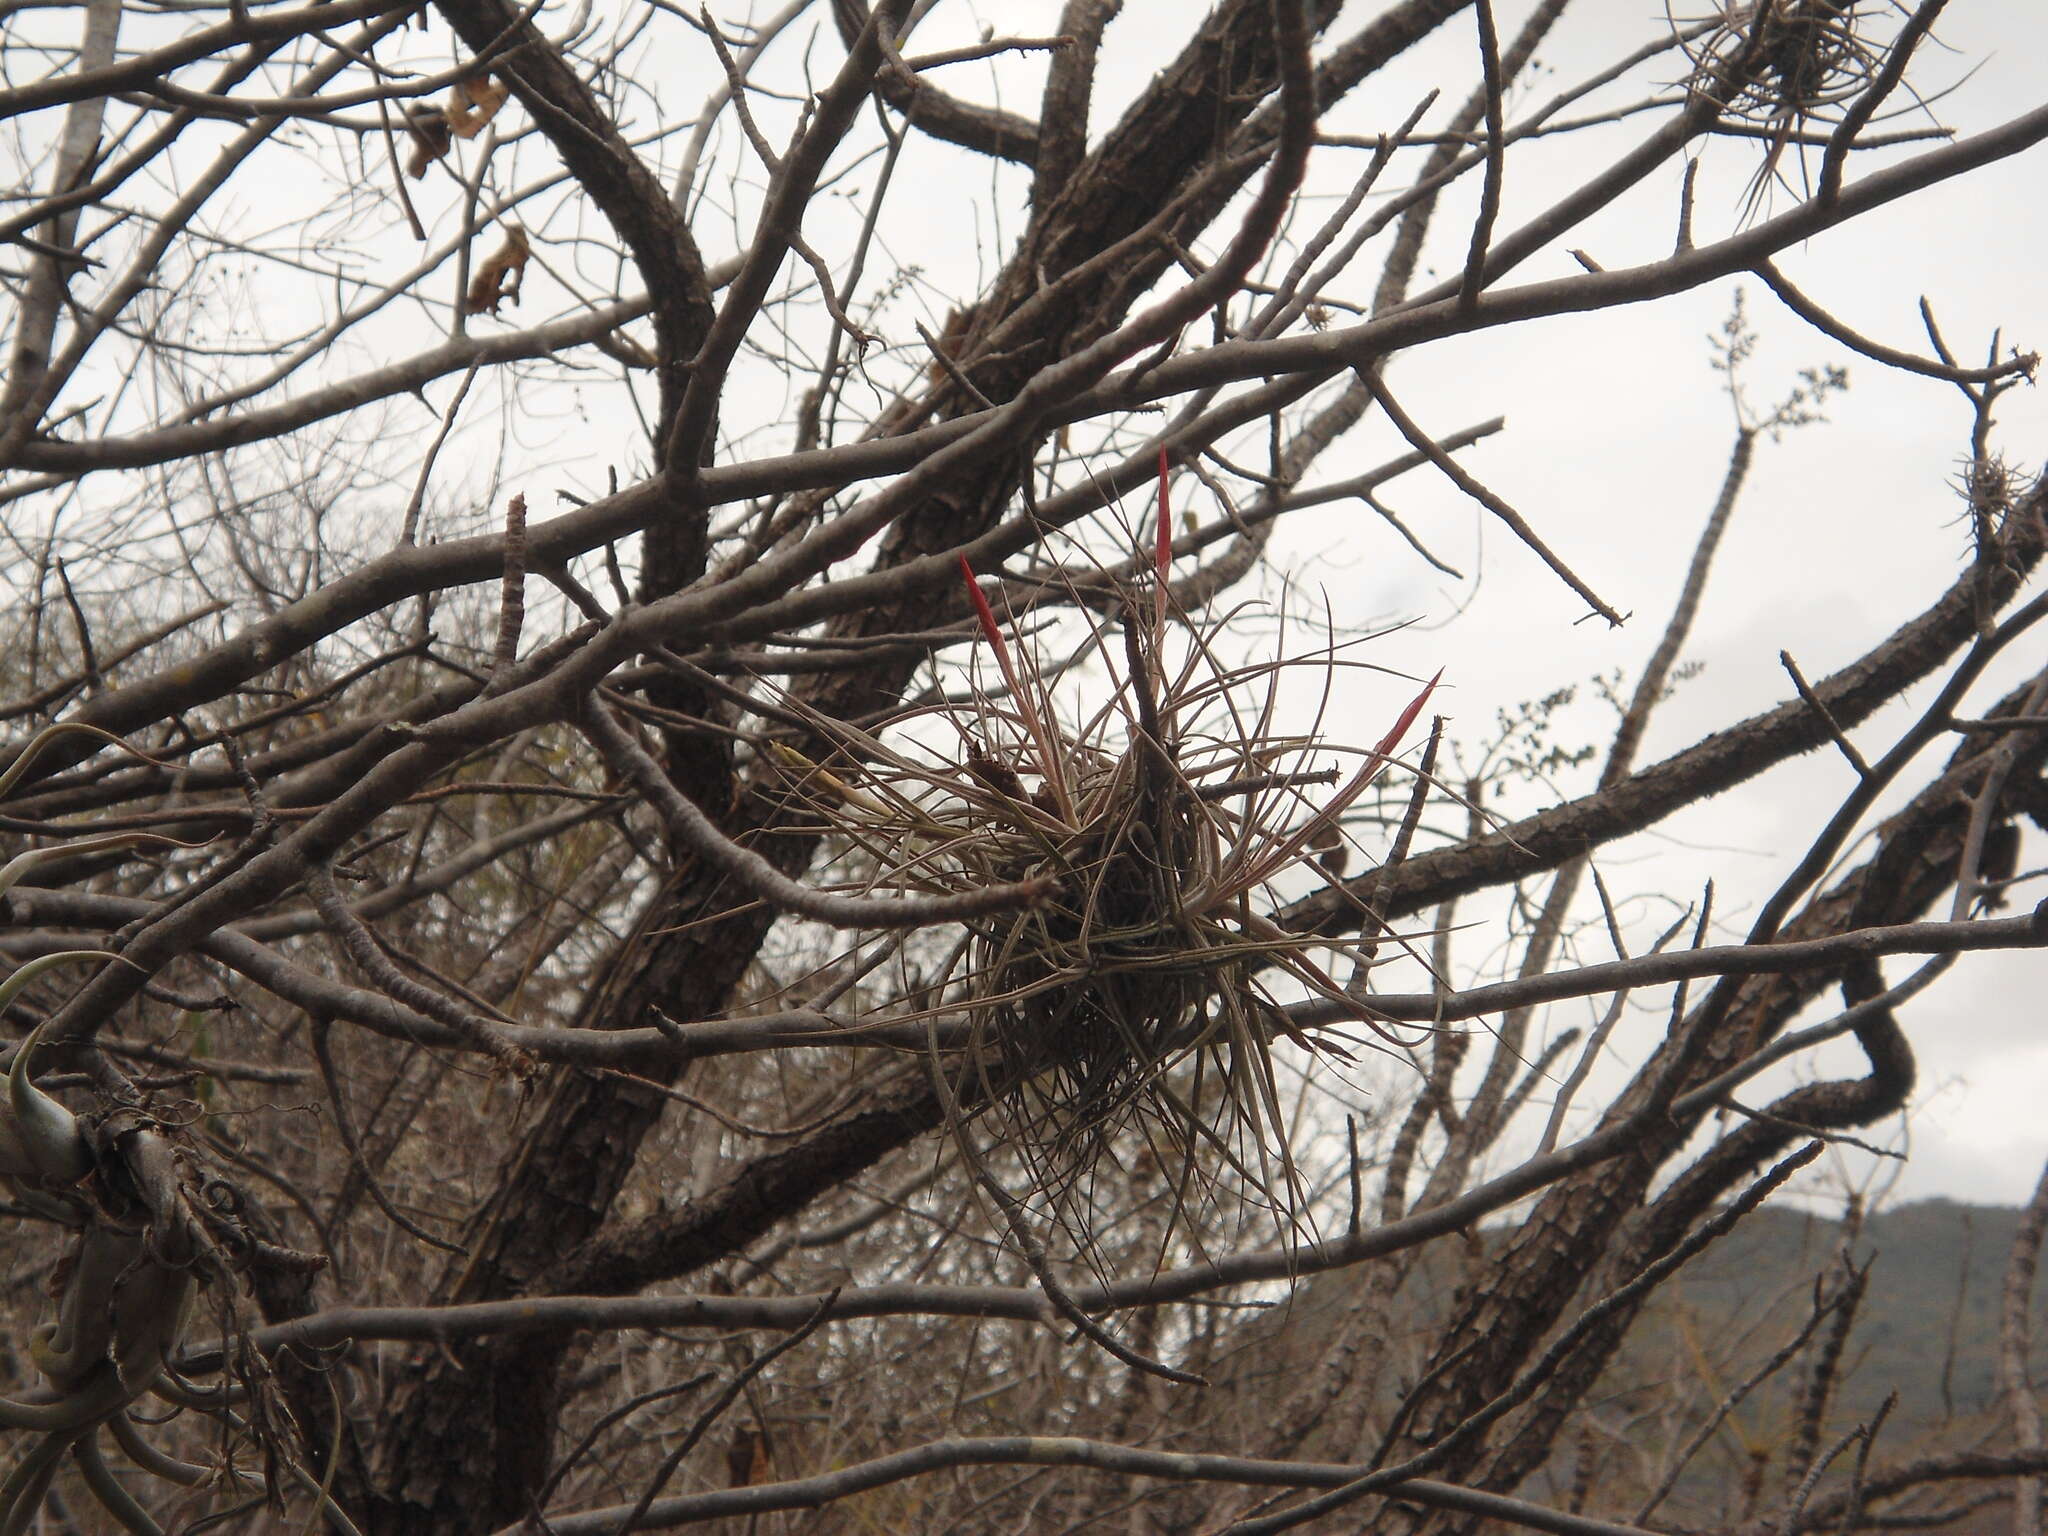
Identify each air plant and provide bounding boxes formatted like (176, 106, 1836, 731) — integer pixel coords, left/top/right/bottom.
(765, 452, 1440, 1252)
(1678, 0, 1906, 220)
(0, 723, 348, 1534)
(0, 725, 187, 1209)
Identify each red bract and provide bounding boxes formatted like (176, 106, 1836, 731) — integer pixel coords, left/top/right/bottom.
(1216, 668, 1445, 899)
(1372, 668, 1442, 762)
(958, 553, 1021, 694)
(957, 556, 1069, 819)
(958, 553, 1005, 652)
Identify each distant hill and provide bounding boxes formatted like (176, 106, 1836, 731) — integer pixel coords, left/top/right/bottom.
(1659, 1198, 2047, 1431)
(1213, 1197, 2048, 1531)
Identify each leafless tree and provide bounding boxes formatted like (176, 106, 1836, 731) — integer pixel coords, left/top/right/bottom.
(3, 0, 2048, 1531)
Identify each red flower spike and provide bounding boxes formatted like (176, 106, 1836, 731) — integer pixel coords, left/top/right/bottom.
(1214, 667, 1446, 898)
(958, 554, 1024, 701)
(958, 555, 1004, 649)
(1370, 668, 1442, 762)
(958, 554, 1069, 817)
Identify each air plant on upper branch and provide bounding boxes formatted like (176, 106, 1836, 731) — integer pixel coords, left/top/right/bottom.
(767, 452, 1439, 1248)
(1678, 0, 1906, 221)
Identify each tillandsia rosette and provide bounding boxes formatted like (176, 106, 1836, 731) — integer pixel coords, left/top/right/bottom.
(1689, 0, 1881, 125)
(756, 455, 1441, 1260)
(1679, 0, 1902, 220)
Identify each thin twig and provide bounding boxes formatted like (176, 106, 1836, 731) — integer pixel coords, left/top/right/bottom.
(306, 864, 532, 1072)
(1636, 1281, 1851, 1522)
(1818, 0, 1948, 204)
(309, 1015, 465, 1255)
(52, 559, 99, 693)
(1758, 261, 2034, 387)
(1364, 368, 1621, 624)
(1220, 1144, 1824, 1534)
(401, 361, 482, 545)
(1782, 649, 1872, 778)
(609, 1290, 839, 1534)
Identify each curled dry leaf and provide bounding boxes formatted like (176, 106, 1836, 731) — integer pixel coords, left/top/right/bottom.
(465, 224, 530, 316)
(445, 72, 508, 138)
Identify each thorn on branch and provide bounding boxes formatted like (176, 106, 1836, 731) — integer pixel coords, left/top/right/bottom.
(1781, 649, 1870, 778)
(1365, 369, 1622, 626)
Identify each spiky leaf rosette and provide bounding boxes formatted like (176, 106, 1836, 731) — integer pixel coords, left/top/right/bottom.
(1686, 0, 1884, 125)
(1677, 1, 1912, 221)
(955, 615, 1440, 1237)
(753, 463, 1438, 1253)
